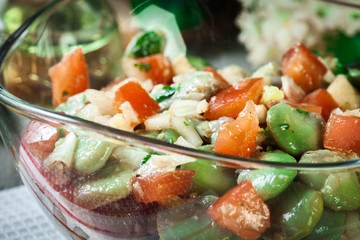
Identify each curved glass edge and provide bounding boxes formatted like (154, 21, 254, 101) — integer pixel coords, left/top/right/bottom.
(1, 0, 360, 171)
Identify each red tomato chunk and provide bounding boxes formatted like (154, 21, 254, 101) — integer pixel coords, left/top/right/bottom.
(207, 180, 270, 240)
(132, 170, 196, 203)
(281, 42, 327, 93)
(23, 121, 60, 160)
(113, 80, 160, 127)
(204, 77, 264, 120)
(49, 47, 90, 107)
(324, 113, 360, 154)
(214, 100, 259, 158)
(122, 54, 173, 85)
(302, 88, 339, 121)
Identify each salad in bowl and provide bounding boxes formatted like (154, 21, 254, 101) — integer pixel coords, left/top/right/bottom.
(1, 1, 360, 240)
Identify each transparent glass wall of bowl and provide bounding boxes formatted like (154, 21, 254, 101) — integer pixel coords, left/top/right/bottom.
(0, 0, 124, 107)
(0, 105, 23, 189)
(1, 0, 360, 239)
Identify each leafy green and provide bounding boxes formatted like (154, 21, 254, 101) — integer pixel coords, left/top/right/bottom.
(141, 153, 153, 165)
(153, 86, 177, 102)
(131, 31, 164, 58)
(134, 62, 152, 72)
(296, 108, 309, 115)
(334, 61, 360, 90)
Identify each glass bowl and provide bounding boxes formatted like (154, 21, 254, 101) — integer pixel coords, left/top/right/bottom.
(1, 0, 360, 239)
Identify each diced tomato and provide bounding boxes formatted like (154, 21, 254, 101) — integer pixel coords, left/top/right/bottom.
(213, 100, 259, 158)
(324, 113, 360, 154)
(122, 54, 173, 85)
(132, 170, 196, 203)
(49, 47, 90, 107)
(204, 77, 264, 120)
(113, 80, 160, 127)
(23, 121, 60, 160)
(207, 180, 270, 239)
(288, 102, 322, 115)
(202, 66, 230, 89)
(281, 42, 327, 92)
(302, 88, 339, 121)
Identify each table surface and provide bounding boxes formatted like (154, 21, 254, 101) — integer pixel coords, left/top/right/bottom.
(0, 185, 66, 240)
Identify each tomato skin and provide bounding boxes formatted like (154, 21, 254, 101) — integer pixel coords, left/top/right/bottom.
(302, 89, 339, 121)
(132, 170, 196, 203)
(23, 121, 60, 160)
(49, 47, 90, 107)
(122, 54, 173, 85)
(204, 77, 264, 120)
(113, 80, 160, 127)
(324, 113, 360, 154)
(202, 66, 230, 89)
(207, 180, 270, 239)
(281, 42, 327, 93)
(213, 100, 259, 158)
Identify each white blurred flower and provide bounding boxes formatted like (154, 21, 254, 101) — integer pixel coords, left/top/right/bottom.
(237, 0, 360, 66)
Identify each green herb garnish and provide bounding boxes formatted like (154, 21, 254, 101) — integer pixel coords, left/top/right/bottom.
(141, 153, 152, 165)
(58, 128, 66, 138)
(131, 31, 164, 58)
(82, 94, 87, 103)
(184, 121, 189, 127)
(334, 61, 360, 90)
(62, 91, 69, 97)
(134, 62, 152, 72)
(154, 86, 176, 102)
(296, 109, 309, 115)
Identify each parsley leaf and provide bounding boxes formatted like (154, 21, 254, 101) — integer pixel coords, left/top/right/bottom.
(154, 86, 176, 102)
(296, 108, 309, 115)
(134, 62, 151, 72)
(141, 153, 152, 165)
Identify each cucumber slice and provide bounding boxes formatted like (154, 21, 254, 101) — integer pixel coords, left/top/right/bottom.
(74, 136, 114, 174)
(73, 161, 134, 210)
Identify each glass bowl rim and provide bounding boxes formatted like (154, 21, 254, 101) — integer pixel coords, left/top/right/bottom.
(1, 0, 360, 171)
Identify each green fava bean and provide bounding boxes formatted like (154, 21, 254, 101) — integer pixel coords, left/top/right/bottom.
(182, 158, 237, 195)
(74, 136, 114, 174)
(237, 151, 297, 201)
(157, 195, 232, 240)
(265, 182, 323, 240)
(321, 173, 360, 211)
(299, 150, 360, 211)
(266, 103, 325, 156)
(304, 208, 345, 240)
